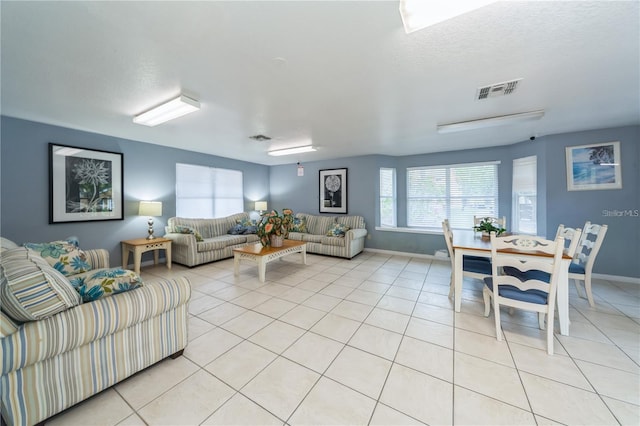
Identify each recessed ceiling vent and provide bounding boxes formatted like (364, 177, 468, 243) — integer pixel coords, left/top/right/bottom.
(249, 134, 271, 142)
(476, 78, 522, 100)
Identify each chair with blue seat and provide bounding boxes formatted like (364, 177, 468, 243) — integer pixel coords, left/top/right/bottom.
(442, 219, 492, 298)
(482, 232, 565, 355)
(570, 222, 608, 307)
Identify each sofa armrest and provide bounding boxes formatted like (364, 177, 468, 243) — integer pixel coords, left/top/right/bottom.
(1, 277, 191, 375)
(84, 249, 110, 269)
(346, 228, 368, 240)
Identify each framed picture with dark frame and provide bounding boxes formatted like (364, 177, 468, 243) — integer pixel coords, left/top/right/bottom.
(49, 143, 124, 223)
(319, 168, 347, 214)
(565, 141, 622, 191)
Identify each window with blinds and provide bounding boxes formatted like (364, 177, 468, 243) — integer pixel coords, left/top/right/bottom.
(407, 161, 499, 229)
(512, 155, 537, 234)
(380, 167, 397, 227)
(176, 163, 244, 218)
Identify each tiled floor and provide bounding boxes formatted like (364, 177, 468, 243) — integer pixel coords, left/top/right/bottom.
(48, 252, 639, 425)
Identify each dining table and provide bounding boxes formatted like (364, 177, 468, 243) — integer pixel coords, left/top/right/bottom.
(452, 230, 573, 336)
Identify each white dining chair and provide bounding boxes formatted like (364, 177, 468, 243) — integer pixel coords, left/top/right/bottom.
(483, 232, 565, 355)
(570, 222, 608, 307)
(442, 219, 492, 298)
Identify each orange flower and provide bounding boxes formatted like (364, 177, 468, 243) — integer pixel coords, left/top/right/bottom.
(264, 223, 273, 233)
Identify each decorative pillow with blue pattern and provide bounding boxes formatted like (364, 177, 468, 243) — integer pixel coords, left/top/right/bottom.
(326, 223, 350, 237)
(175, 225, 204, 242)
(292, 217, 307, 233)
(229, 219, 258, 235)
(69, 268, 143, 302)
(24, 240, 91, 276)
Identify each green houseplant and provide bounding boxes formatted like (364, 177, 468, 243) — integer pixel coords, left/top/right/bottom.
(473, 217, 506, 237)
(257, 209, 294, 247)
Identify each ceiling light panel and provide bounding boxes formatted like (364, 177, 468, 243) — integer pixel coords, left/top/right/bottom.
(399, 0, 496, 34)
(267, 146, 317, 156)
(133, 95, 200, 127)
(437, 110, 545, 133)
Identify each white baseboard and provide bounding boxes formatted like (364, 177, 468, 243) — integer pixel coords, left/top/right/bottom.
(363, 248, 640, 284)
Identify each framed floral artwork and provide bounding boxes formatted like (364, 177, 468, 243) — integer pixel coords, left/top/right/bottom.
(319, 168, 347, 214)
(49, 143, 124, 223)
(565, 141, 622, 191)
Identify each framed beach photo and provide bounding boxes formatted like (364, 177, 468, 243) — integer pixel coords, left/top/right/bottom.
(319, 168, 347, 214)
(565, 141, 622, 191)
(49, 143, 124, 223)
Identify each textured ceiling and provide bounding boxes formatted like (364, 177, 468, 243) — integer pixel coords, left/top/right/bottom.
(1, 1, 638, 165)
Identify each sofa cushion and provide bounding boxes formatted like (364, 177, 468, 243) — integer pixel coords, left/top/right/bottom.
(326, 223, 350, 237)
(175, 225, 204, 242)
(303, 214, 336, 235)
(0, 247, 82, 322)
(301, 234, 325, 243)
(1, 237, 19, 252)
(24, 240, 91, 276)
(68, 268, 143, 303)
(197, 235, 247, 252)
(321, 236, 347, 247)
(287, 232, 305, 241)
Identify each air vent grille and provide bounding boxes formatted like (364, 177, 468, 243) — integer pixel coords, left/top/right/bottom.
(476, 78, 522, 100)
(249, 134, 271, 141)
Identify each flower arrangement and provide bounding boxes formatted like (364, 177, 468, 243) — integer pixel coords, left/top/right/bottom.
(473, 217, 506, 236)
(257, 208, 294, 247)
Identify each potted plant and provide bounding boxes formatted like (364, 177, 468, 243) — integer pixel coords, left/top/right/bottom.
(257, 208, 294, 247)
(473, 217, 506, 238)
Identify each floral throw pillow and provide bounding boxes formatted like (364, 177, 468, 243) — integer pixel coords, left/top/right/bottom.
(292, 217, 307, 233)
(24, 240, 91, 276)
(69, 268, 143, 302)
(326, 223, 350, 237)
(174, 225, 204, 242)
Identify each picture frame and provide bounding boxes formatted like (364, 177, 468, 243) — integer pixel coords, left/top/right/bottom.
(319, 168, 348, 214)
(565, 141, 622, 191)
(49, 143, 124, 223)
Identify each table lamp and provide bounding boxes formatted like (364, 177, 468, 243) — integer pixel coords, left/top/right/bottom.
(139, 201, 162, 239)
(255, 201, 267, 215)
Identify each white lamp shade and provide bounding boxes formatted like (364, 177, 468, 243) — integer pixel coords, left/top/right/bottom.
(255, 201, 268, 211)
(139, 201, 163, 217)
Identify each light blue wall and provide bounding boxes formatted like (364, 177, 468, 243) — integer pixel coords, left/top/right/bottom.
(270, 126, 639, 279)
(0, 116, 270, 264)
(2, 116, 637, 278)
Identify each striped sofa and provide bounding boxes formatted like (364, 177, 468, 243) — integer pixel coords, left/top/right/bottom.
(164, 213, 260, 267)
(0, 245, 191, 426)
(287, 213, 367, 259)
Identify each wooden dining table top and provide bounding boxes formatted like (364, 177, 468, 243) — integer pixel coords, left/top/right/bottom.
(452, 230, 573, 260)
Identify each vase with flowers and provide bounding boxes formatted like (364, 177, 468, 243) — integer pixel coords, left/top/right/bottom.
(257, 209, 294, 247)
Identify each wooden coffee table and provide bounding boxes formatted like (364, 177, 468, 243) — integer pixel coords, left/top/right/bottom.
(233, 240, 307, 282)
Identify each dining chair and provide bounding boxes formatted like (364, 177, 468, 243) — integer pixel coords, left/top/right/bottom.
(482, 232, 565, 355)
(570, 222, 608, 307)
(473, 215, 506, 232)
(442, 219, 492, 298)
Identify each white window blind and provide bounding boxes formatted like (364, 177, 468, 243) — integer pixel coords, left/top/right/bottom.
(176, 163, 244, 218)
(512, 155, 537, 234)
(407, 161, 499, 229)
(379, 167, 397, 227)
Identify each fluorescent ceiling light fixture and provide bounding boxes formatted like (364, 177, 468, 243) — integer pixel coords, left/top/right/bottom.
(133, 95, 200, 127)
(267, 146, 317, 156)
(437, 110, 545, 134)
(399, 0, 496, 34)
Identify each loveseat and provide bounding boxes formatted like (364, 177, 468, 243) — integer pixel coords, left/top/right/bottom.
(164, 212, 260, 267)
(286, 213, 367, 259)
(0, 239, 191, 426)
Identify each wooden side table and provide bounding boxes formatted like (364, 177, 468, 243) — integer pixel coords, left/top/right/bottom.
(121, 237, 172, 274)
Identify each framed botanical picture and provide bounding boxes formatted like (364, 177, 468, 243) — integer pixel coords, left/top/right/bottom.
(565, 141, 622, 191)
(319, 168, 348, 214)
(49, 143, 124, 223)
